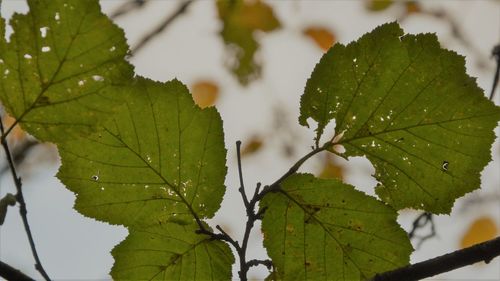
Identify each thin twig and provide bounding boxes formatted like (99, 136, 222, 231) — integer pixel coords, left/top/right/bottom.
(490, 44, 500, 100)
(131, 0, 195, 55)
(370, 236, 500, 281)
(239, 142, 329, 280)
(195, 141, 328, 281)
(0, 119, 51, 281)
(236, 141, 250, 208)
(408, 212, 436, 249)
(459, 190, 500, 212)
(110, 0, 150, 19)
(0, 139, 39, 176)
(247, 259, 272, 269)
(235, 141, 260, 281)
(254, 142, 330, 202)
(0, 260, 35, 281)
(215, 225, 240, 250)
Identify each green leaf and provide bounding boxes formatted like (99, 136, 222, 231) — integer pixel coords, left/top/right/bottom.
(57, 78, 227, 227)
(260, 174, 411, 281)
(111, 222, 234, 280)
(216, 0, 280, 86)
(299, 22, 500, 213)
(0, 0, 133, 143)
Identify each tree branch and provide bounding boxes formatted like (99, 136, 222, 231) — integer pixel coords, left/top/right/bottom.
(0, 119, 51, 281)
(131, 0, 195, 55)
(195, 141, 328, 281)
(0, 261, 35, 281)
(370, 236, 500, 281)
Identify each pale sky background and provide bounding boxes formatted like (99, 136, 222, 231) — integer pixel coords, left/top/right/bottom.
(0, 0, 499, 280)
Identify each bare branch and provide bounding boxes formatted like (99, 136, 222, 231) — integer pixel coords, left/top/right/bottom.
(370, 236, 500, 281)
(0, 119, 51, 281)
(0, 261, 35, 281)
(0, 139, 39, 176)
(408, 212, 436, 249)
(255, 142, 330, 202)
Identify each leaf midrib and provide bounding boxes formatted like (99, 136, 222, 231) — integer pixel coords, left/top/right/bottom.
(338, 112, 497, 145)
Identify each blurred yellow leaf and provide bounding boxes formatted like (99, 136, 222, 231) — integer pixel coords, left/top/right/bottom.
(460, 216, 498, 249)
(2, 114, 27, 143)
(318, 155, 344, 180)
(365, 0, 394, 11)
(241, 136, 263, 157)
(233, 0, 280, 32)
(303, 26, 336, 52)
(191, 80, 219, 109)
(405, 1, 421, 14)
(216, 0, 280, 85)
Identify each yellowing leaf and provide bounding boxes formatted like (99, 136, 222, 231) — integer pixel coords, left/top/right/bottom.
(303, 26, 336, 52)
(2, 114, 26, 143)
(191, 80, 219, 109)
(318, 155, 344, 180)
(217, 0, 280, 85)
(231, 0, 280, 32)
(460, 216, 498, 249)
(241, 136, 263, 157)
(365, 0, 394, 11)
(405, 1, 421, 14)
